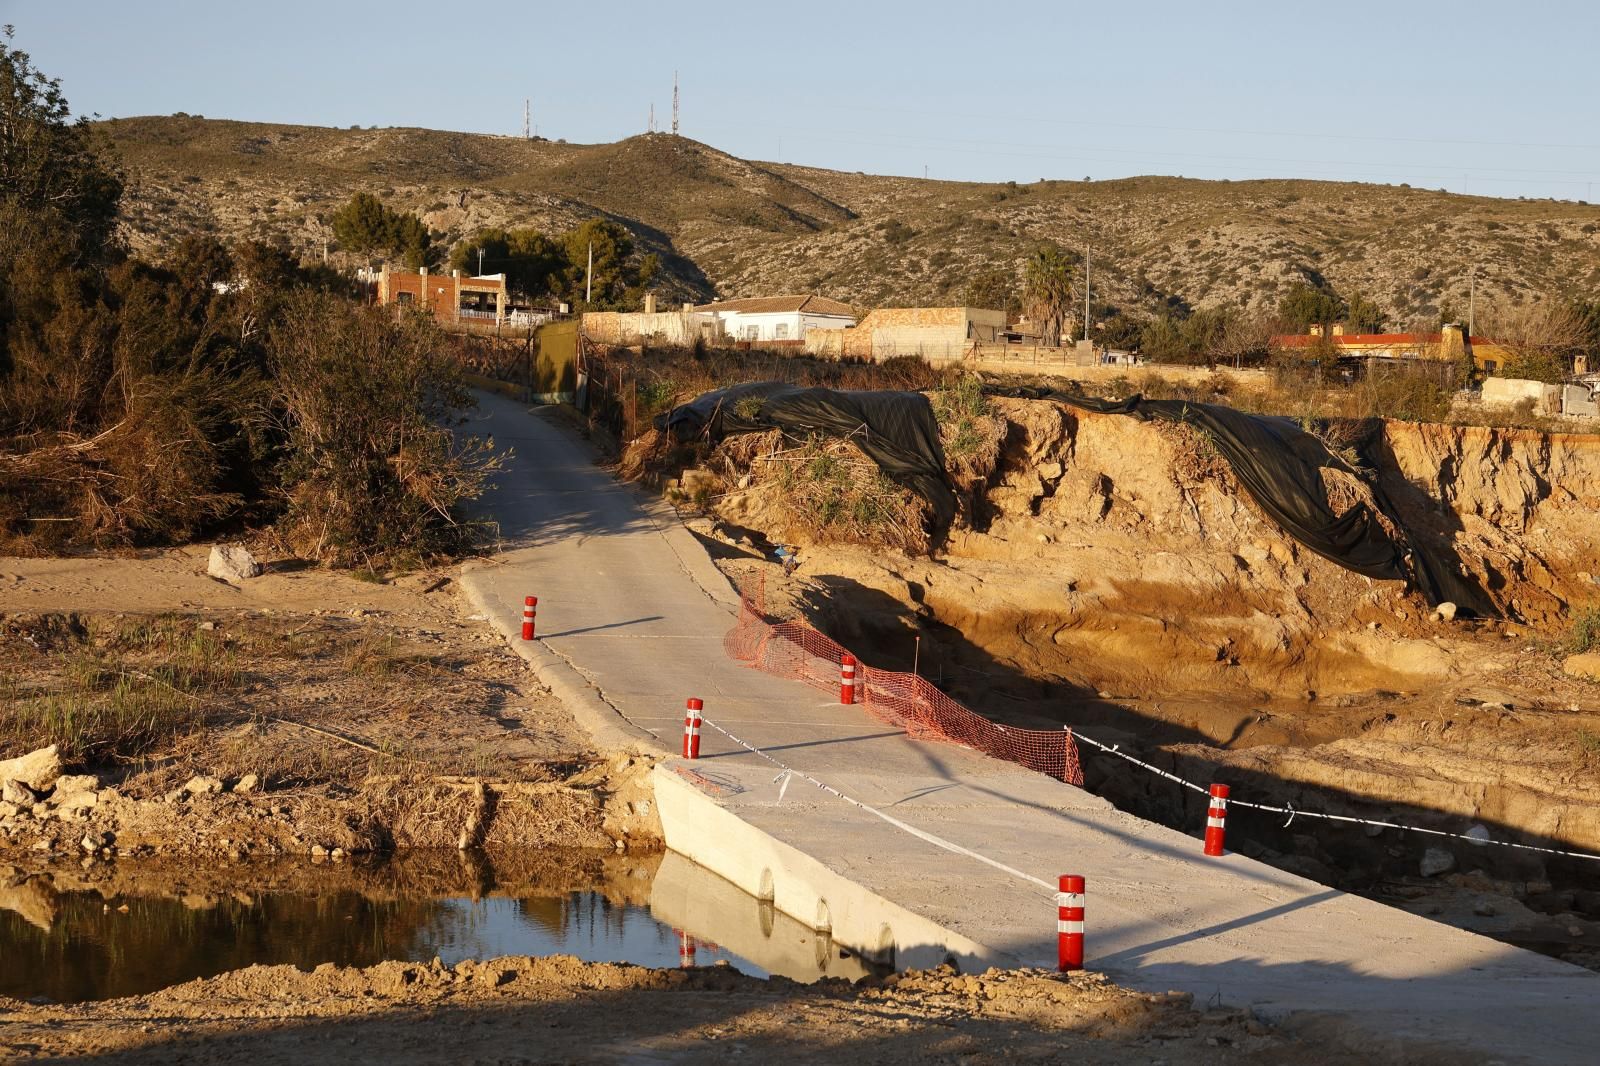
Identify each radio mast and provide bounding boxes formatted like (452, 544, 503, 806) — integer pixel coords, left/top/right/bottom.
(672, 71, 679, 135)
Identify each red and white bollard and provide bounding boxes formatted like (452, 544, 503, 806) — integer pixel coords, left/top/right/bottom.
(1204, 783, 1230, 856)
(683, 698, 703, 759)
(840, 653, 858, 706)
(521, 596, 537, 641)
(677, 929, 697, 968)
(1057, 874, 1085, 972)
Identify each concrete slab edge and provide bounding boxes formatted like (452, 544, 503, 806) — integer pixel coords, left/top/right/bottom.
(652, 763, 1007, 974)
(458, 566, 670, 758)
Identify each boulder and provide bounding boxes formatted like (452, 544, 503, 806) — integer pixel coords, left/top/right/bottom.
(1433, 601, 1458, 623)
(49, 774, 99, 800)
(0, 746, 62, 791)
(165, 774, 224, 803)
(1420, 846, 1456, 877)
(207, 544, 262, 585)
(233, 773, 260, 794)
(57, 791, 98, 816)
(2, 780, 37, 807)
(1563, 652, 1600, 682)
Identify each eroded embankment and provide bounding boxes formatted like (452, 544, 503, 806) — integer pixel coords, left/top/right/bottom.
(673, 394, 1600, 965)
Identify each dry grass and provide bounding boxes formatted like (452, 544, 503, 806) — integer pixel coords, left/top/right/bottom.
(0, 615, 243, 763)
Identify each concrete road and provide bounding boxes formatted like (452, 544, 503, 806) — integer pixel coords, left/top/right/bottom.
(458, 391, 1597, 1065)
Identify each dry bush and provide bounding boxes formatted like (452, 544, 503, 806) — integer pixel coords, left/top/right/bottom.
(757, 435, 929, 553)
(268, 295, 504, 567)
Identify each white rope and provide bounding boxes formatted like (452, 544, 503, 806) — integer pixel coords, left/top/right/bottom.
(1073, 729, 1600, 863)
(699, 716, 1055, 894)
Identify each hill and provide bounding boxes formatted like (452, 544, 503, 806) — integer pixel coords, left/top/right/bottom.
(100, 116, 1600, 324)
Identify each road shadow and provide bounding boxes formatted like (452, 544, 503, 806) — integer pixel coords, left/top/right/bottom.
(785, 572, 1600, 922)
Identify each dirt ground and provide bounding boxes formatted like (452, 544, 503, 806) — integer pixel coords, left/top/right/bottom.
(0, 953, 1476, 1066)
(0, 546, 661, 861)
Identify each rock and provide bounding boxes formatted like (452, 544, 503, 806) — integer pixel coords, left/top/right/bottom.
(1433, 601, 1458, 623)
(206, 544, 261, 585)
(1472, 901, 1498, 918)
(180, 775, 224, 797)
(1570, 925, 1585, 938)
(1420, 847, 1456, 877)
(2, 780, 37, 807)
(1563, 653, 1600, 682)
(233, 773, 260, 794)
(57, 791, 98, 817)
(0, 746, 62, 791)
(1463, 824, 1492, 847)
(1037, 461, 1064, 480)
(49, 774, 100, 799)
(679, 468, 720, 501)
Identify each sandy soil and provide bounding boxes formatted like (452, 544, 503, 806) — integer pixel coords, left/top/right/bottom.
(0, 954, 1465, 1066)
(0, 546, 661, 860)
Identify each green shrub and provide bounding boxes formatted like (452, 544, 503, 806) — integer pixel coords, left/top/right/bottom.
(1568, 607, 1600, 655)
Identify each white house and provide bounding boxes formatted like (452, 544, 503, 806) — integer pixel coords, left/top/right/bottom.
(693, 295, 857, 343)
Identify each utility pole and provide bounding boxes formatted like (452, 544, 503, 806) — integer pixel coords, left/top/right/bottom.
(1469, 267, 1476, 337)
(649, 102, 655, 133)
(478, 248, 485, 276)
(672, 71, 679, 135)
(1083, 246, 1091, 348)
(585, 241, 594, 305)
(523, 98, 530, 140)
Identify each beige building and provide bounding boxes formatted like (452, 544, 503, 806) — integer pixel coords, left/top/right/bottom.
(806, 306, 1005, 362)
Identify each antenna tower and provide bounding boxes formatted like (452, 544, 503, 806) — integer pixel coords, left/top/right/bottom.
(522, 98, 530, 140)
(649, 102, 655, 133)
(672, 71, 679, 135)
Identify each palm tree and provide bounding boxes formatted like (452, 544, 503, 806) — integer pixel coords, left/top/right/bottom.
(1023, 245, 1075, 347)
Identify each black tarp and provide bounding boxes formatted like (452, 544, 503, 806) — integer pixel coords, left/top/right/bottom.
(655, 382, 958, 534)
(996, 387, 1496, 615)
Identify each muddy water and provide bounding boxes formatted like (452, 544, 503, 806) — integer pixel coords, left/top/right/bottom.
(0, 850, 885, 1003)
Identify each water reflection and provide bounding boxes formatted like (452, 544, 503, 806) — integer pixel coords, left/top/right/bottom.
(0, 850, 887, 1003)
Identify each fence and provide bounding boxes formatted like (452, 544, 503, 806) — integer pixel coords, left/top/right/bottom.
(724, 574, 1083, 786)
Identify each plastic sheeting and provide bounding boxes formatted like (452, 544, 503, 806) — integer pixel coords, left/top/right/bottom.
(1000, 388, 1495, 615)
(655, 382, 958, 533)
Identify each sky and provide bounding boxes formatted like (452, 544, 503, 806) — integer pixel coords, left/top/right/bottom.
(9, 0, 1599, 201)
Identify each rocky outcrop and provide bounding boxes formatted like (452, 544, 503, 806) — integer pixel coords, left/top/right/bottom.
(1377, 422, 1600, 625)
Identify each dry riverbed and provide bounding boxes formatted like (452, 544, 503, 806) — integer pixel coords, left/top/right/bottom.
(0, 953, 1471, 1065)
(0, 547, 660, 862)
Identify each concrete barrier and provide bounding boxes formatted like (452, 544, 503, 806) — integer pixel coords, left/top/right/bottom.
(652, 764, 1003, 972)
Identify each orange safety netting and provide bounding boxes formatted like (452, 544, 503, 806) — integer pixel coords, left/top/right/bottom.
(723, 575, 1084, 786)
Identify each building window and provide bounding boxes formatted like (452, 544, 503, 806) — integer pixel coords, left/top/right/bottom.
(396, 291, 413, 305)
(774, 322, 790, 339)
(742, 325, 759, 341)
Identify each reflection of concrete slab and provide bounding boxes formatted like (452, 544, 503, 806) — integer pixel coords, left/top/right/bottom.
(648, 851, 880, 983)
(462, 390, 1600, 1066)
(0, 874, 59, 931)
